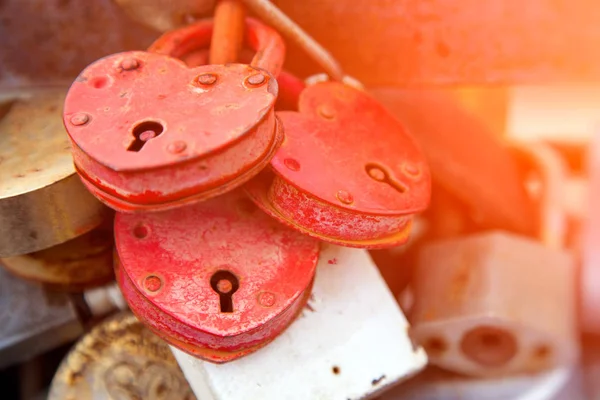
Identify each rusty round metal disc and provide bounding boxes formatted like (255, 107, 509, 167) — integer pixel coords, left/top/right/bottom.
(1, 220, 114, 292)
(245, 81, 430, 248)
(0, 90, 109, 257)
(48, 312, 195, 400)
(114, 189, 320, 363)
(64, 51, 282, 212)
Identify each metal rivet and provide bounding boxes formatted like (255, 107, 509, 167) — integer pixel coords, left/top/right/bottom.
(336, 190, 354, 204)
(70, 113, 90, 126)
(258, 292, 276, 307)
(318, 104, 335, 120)
(246, 73, 266, 86)
(167, 141, 187, 154)
(284, 158, 301, 171)
(121, 57, 140, 71)
(403, 162, 421, 177)
(196, 73, 218, 86)
(144, 275, 162, 292)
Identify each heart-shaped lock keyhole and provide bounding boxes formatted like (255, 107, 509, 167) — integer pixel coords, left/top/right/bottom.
(127, 121, 164, 152)
(210, 270, 239, 313)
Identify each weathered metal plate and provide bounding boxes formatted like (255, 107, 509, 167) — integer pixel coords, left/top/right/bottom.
(5, 0, 600, 87)
(48, 312, 196, 400)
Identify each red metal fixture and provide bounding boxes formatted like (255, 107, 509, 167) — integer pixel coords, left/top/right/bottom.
(246, 81, 431, 248)
(114, 190, 320, 363)
(63, 18, 286, 212)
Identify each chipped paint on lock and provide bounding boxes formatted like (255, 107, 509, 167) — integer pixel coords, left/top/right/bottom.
(114, 190, 319, 363)
(245, 81, 430, 249)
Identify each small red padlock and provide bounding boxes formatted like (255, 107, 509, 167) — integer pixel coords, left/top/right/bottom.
(114, 190, 319, 363)
(63, 18, 285, 212)
(246, 81, 431, 248)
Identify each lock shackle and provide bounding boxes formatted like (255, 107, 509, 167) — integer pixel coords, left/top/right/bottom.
(148, 17, 285, 77)
(512, 142, 568, 249)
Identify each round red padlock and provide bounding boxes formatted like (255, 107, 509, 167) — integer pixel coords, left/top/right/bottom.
(246, 81, 431, 249)
(114, 190, 319, 363)
(63, 18, 285, 212)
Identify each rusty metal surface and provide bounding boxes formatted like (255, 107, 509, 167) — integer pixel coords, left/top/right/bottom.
(246, 81, 430, 248)
(370, 88, 535, 235)
(0, 265, 83, 368)
(64, 50, 281, 212)
(0, 0, 156, 88)
(114, 190, 320, 363)
(0, 89, 110, 257)
(114, 0, 216, 32)
(272, 0, 600, 86)
(48, 312, 196, 400)
(4, 1, 600, 87)
(1, 221, 114, 292)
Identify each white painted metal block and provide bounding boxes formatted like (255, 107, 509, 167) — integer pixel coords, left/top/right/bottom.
(171, 244, 427, 400)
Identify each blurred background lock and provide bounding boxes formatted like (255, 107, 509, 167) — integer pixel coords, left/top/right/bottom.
(409, 142, 578, 377)
(0, 90, 109, 258)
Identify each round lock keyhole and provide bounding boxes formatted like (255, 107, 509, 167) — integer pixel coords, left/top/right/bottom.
(210, 270, 239, 313)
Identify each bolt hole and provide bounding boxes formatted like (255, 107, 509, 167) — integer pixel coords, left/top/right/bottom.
(533, 344, 552, 360)
(89, 76, 109, 89)
(332, 366, 340, 375)
(128, 121, 164, 152)
(133, 224, 149, 239)
(460, 326, 518, 367)
(423, 336, 448, 356)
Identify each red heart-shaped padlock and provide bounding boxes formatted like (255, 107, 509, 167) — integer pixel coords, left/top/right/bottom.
(63, 50, 282, 212)
(114, 190, 319, 363)
(246, 81, 431, 248)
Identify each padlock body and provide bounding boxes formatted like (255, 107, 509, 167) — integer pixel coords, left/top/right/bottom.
(411, 231, 578, 376)
(64, 51, 282, 212)
(114, 190, 319, 362)
(246, 81, 431, 248)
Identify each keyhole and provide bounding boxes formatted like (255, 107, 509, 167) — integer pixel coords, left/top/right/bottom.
(210, 270, 239, 313)
(127, 121, 164, 152)
(365, 163, 407, 193)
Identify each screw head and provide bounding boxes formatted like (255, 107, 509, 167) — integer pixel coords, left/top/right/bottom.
(121, 57, 140, 71)
(246, 73, 266, 87)
(167, 141, 187, 154)
(336, 190, 354, 204)
(403, 162, 421, 178)
(318, 104, 335, 120)
(144, 275, 162, 292)
(196, 73, 218, 86)
(283, 158, 301, 171)
(258, 291, 276, 307)
(70, 113, 90, 126)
